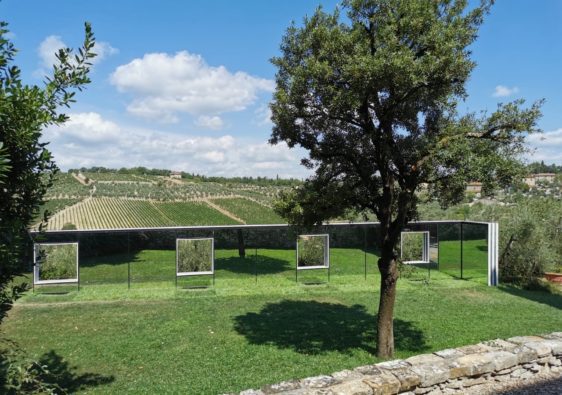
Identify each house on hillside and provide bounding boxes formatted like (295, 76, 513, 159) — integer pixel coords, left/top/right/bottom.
(170, 171, 182, 180)
(523, 173, 556, 187)
(466, 182, 482, 193)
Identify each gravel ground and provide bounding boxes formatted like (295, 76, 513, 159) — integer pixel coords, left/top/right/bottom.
(463, 370, 562, 395)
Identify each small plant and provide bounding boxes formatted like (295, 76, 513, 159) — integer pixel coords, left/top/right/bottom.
(298, 236, 326, 267)
(36, 244, 77, 281)
(400, 233, 424, 262)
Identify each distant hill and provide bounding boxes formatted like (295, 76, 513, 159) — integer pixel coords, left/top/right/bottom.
(35, 170, 291, 230)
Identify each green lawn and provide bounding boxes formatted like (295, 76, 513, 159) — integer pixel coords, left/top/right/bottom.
(439, 239, 488, 283)
(3, 241, 557, 394)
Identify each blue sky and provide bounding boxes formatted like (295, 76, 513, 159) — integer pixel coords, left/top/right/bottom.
(2, 0, 561, 177)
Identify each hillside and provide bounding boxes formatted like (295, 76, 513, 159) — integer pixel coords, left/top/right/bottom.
(35, 171, 289, 230)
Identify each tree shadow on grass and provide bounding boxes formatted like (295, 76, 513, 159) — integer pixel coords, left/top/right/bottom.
(0, 348, 114, 394)
(499, 285, 562, 310)
(233, 300, 428, 355)
(216, 255, 293, 275)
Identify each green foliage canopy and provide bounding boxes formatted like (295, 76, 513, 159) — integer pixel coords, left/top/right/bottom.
(270, 0, 543, 357)
(0, 21, 94, 287)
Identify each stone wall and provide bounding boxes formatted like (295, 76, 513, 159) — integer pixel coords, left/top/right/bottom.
(235, 332, 562, 395)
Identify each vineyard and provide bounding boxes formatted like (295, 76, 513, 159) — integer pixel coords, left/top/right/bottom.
(210, 197, 284, 224)
(37, 171, 292, 230)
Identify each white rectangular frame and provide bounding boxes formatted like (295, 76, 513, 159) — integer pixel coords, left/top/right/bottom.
(176, 237, 215, 277)
(296, 234, 330, 270)
(400, 231, 430, 264)
(33, 242, 79, 285)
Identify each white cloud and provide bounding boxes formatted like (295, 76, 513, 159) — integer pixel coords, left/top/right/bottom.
(492, 85, 519, 98)
(195, 115, 224, 130)
(42, 112, 308, 178)
(110, 51, 274, 122)
(254, 105, 273, 126)
(93, 41, 119, 62)
(526, 128, 562, 164)
(35, 35, 117, 76)
(37, 35, 66, 70)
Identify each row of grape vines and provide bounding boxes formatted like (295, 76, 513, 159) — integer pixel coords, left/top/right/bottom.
(42, 197, 272, 230)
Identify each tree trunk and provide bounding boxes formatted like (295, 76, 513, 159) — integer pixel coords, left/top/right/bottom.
(237, 229, 246, 258)
(376, 252, 399, 358)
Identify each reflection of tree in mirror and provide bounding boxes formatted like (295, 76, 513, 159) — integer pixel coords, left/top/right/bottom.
(177, 239, 213, 273)
(37, 244, 77, 280)
(401, 233, 424, 262)
(298, 236, 326, 267)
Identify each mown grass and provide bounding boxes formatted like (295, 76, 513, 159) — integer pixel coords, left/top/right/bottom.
(3, 241, 553, 394)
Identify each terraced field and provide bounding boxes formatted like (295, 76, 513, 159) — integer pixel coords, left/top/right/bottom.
(36, 171, 294, 229)
(211, 197, 284, 224)
(43, 197, 258, 229)
(156, 201, 240, 225)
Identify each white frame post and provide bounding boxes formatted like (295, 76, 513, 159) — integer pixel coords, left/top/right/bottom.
(33, 242, 79, 285)
(487, 222, 499, 286)
(400, 231, 430, 264)
(175, 237, 215, 277)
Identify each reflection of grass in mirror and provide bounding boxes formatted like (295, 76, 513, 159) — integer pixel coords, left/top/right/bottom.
(401, 233, 424, 262)
(298, 236, 326, 267)
(177, 239, 213, 273)
(37, 244, 77, 280)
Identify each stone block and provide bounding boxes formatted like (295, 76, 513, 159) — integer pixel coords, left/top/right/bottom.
(455, 344, 494, 355)
(512, 345, 538, 364)
(302, 376, 336, 389)
(354, 365, 382, 376)
(506, 336, 544, 345)
(462, 376, 487, 387)
(362, 372, 401, 395)
(409, 362, 450, 387)
(444, 380, 463, 389)
(375, 360, 410, 370)
(262, 380, 302, 394)
(482, 339, 518, 352)
(331, 370, 363, 382)
(488, 351, 518, 371)
(541, 339, 562, 356)
(434, 349, 465, 360)
(452, 353, 495, 377)
(240, 390, 265, 395)
(389, 368, 421, 392)
(522, 341, 552, 357)
(406, 353, 444, 366)
(324, 380, 374, 395)
(413, 386, 434, 394)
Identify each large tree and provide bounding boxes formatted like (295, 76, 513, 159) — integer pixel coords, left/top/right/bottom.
(270, 0, 542, 357)
(0, 21, 95, 306)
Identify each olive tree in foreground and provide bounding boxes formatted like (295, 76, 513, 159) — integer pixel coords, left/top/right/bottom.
(270, 0, 542, 357)
(0, 21, 95, 305)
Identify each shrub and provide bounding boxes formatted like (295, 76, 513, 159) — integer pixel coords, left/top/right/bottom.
(177, 239, 213, 273)
(298, 236, 326, 267)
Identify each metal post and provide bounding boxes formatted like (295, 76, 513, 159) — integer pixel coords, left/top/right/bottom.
(460, 222, 464, 279)
(127, 232, 131, 290)
(295, 239, 298, 283)
(436, 224, 440, 272)
(364, 227, 367, 280)
(77, 237, 80, 292)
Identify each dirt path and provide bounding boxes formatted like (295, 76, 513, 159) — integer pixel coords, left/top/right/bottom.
(203, 199, 245, 224)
